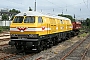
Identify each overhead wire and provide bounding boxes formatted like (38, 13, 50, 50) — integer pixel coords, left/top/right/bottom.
(46, 0, 87, 9)
(46, 0, 88, 15)
(2, 0, 89, 11)
(46, 0, 63, 8)
(82, 0, 90, 18)
(46, 0, 90, 18)
(83, 0, 88, 7)
(0, 0, 29, 11)
(1, 0, 90, 18)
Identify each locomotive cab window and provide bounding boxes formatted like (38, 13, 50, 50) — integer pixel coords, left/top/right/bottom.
(38, 17, 43, 23)
(24, 16, 35, 23)
(13, 16, 24, 23)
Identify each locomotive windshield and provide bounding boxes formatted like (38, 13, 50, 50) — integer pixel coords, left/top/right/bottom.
(24, 16, 35, 23)
(13, 16, 24, 23)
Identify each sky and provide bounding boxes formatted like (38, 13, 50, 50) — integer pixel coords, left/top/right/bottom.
(0, 0, 90, 19)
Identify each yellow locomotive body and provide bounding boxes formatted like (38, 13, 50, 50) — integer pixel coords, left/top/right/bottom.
(9, 11, 73, 52)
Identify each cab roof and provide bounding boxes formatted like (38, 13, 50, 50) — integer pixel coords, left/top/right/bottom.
(16, 11, 70, 20)
(16, 11, 45, 16)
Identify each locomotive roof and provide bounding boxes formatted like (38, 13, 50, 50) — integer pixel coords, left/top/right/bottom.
(16, 11, 45, 16)
(16, 11, 70, 20)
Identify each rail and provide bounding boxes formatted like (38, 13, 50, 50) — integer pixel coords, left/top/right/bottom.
(61, 34, 90, 60)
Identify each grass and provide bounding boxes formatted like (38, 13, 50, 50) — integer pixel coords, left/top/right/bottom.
(78, 33, 88, 37)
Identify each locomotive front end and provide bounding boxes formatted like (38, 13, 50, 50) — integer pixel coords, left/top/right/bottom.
(9, 12, 42, 51)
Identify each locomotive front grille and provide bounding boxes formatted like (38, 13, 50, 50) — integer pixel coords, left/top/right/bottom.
(11, 34, 39, 38)
(18, 34, 28, 37)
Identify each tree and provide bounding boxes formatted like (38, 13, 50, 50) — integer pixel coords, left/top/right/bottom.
(29, 7, 32, 11)
(2, 14, 9, 26)
(2, 14, 9, 20)
(81, 18, 90, 30)
(58, 14, 75, 22)
(85, 18, 90, 26)
(9, 9, 20, 13)
(9, 9, 20, 20)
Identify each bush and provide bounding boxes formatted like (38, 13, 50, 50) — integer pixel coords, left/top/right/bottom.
(2, 26, 10, 31)
(0, 26, 3, 32)
(0, 26, 10, 32)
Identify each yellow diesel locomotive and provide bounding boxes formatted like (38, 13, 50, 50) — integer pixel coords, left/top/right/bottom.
(9, 11, 73, 52)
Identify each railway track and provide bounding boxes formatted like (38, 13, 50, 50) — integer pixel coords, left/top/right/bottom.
(0, 37, 10, 49)
(0, 51, 35, 60)
(0, 32, 35, 60)
(0, 32, 10, 46)
(0, 32, 10, 52)
(15, 54, 34, 60)
(48, 34, 90, 60)
(0, 31, 88, 60)
(60, 34, 90, 60)
(81, 43, 90, 60)
(0, 32, 14, 60)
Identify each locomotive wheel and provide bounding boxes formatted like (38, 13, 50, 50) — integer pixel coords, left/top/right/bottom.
(37, 41, 44, 52)
(66, 33, 71, 40)
(43, 40, 48, 50)
(55, 37, 59, 45)
(50, 40, 53, 47)
(46, 39, 53, 48)
(53, 38, 57, 46)
(16, 45, 22, 50)
(46, 41, 50, 48)
(71, 32, 74, 37)
(68, 35, 71, 39)
(48, 39, 53, 48)
(66, 36, 69, 40)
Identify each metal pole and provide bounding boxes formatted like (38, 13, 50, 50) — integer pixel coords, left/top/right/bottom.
(62, 10, 63, 15)
(35, 0, 36, 11)
(53, 8, 54, 12)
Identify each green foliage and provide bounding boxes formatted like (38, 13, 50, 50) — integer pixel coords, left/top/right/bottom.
(0, 26, 10, 32)
(82, 18, 90, 27)
(2, 14, 9, 20)
(81, 18, 90, 31)
(78, 33, 87, 37)
(85, 18, 90, 26)
(9, 9, 20, 13)
(0, 27, 3, 32)
(9, 9, 20, 20)
(58, 14, 75, 22)
(2, 26, 9, 29)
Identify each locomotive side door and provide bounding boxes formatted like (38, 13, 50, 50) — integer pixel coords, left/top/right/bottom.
(50, 18, 56, 33)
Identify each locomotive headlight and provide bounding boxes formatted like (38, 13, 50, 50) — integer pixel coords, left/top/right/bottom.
(11, 34, 15, 37)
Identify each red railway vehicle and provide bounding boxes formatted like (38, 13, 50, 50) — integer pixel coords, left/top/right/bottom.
(72, 21, 81, 36)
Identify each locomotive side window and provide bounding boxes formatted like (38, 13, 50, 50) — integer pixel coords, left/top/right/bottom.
(13, 16, 24, 23)
(60, 20, 63, 24)
(24, 16, 35, 23)
(38, 17, 43, 23)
